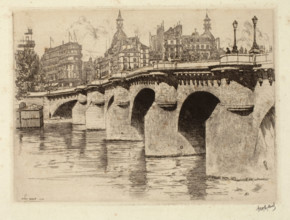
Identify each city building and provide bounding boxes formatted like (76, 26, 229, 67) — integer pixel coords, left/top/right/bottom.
(82, 57, 97, 84)
(40, 42, 83, 89)
(149, 13, 221, 62)
(149, 21, 183, 62)
(96, 10, 149, 78)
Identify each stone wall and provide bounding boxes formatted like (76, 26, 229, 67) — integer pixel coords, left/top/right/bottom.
(105, 86, 142, 141)
(72, 93, 87, 125)
(72, 102, 87, 124)
(206, 104, 256, 179)
(85, 91, 105, 130)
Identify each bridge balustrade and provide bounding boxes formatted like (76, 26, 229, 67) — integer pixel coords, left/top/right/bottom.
(220, 53, 273, 65)
(220, 54, 254, 64)
(255, 53, 273, 64)
(152, 61, 218, 70)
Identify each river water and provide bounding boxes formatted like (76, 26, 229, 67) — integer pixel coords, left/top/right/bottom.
(14, 122, 275, 203)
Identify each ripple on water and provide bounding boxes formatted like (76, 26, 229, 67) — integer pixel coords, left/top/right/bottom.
(14, 122, 275, 202)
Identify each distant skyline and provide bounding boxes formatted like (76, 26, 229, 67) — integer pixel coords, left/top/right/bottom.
(13, 9, 274, 60)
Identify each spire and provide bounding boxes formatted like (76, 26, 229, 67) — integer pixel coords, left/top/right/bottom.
(205, 9, 209, 19)
(117, 10, 123, 20)
(203, 11, 211, 31)
(116, 10, 124, 30)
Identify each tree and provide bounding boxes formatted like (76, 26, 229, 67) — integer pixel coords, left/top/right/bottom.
(209, 49, 220, 60)
(189, 51, 200, 61)
(15, 49, 40, 100)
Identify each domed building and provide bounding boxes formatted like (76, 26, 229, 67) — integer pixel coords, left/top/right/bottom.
(96, 11, 149, 78)
(149, 13, 222, 62)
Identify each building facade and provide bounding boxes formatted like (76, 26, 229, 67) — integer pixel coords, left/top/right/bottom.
(149, 13, 221, 62)
(82, 57, 97, 84)
(41, 42, 83, 89)
(96, 11, 149, 78)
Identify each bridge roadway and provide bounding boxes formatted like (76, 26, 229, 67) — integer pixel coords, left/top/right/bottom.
(26, 54, 275, 179)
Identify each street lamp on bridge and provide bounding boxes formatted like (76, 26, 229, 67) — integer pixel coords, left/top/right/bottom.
(249, 16, 260, 54)
(232, 20, 238, 53)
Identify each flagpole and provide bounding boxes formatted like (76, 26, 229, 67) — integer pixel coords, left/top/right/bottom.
(74, 31, 77, 43)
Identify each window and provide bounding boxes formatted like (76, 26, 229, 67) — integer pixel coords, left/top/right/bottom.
(201, 45, 204, 49)
(206, 45, 210, 49)
(133, 58, 137, 62)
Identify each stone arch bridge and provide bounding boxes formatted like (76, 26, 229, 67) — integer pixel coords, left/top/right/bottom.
(26, 54, 275, 179)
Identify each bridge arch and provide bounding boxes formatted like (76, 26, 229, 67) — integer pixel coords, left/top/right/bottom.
(178, 91, 220, 153)
(131, 88, 155, 136)
(49, 96, 78, 119)
(52, 100, 77, 118)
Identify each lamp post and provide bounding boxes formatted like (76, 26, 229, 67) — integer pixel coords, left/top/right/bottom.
(232, 20, 238, 53)
(128, 53, 131, 70)
(249, 16, 260, 54)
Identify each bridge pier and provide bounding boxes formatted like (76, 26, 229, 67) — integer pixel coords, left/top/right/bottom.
(72, 93, 87, 125)
(205, 81, 275, 180)
(206, 104, 258, 179)
(145, 83, 198, 156)
(106, 86, 142, 141)
(43, 97, 50, 120)
(85, 91, 105, 130)
(145, 103, 196, 156)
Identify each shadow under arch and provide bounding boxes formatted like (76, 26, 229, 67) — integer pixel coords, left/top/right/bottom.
(254, 106, 275, 156)
(53, 100, 77, 118)
(107, 96, 114, 110)
(131, 88, 155, 136)
(252, 106, 275, 173)
(260, 106, 275, 136)
(178, 92, 220, 153)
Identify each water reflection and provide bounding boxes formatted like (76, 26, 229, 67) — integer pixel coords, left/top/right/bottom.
(15, 122, 273, 202)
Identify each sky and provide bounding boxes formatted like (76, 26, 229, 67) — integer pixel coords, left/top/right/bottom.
(13, 9, 274, 61)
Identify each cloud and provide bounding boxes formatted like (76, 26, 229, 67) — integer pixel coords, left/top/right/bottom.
(67, 16, 110, 60)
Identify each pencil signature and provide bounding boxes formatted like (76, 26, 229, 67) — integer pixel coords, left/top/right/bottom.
(256, 202, 276, 212)
(21, 194, 44, 202)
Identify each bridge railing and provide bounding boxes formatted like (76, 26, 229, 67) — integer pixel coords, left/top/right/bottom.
(220, 54, 254, 64)
(220, 53, 273, 65)
(152, 61, 218, 70)
(255, 53, 274, 64)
